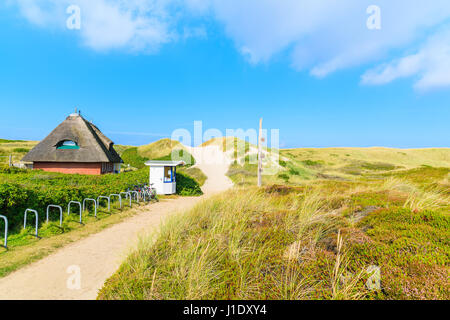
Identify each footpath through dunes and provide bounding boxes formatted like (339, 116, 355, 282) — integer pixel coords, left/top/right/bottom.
(0, 146, 234, 300)
(186, 145, 234, 195)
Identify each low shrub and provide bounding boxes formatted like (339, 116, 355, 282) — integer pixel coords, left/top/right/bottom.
(176, 172, 203, 196)
(12, 148, 29, 153)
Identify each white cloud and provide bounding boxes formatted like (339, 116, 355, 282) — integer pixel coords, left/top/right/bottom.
(208, 0, 450, 77)
(78, 0, 174, 52)
(12, 0, 187, 52)
(9, 0, 450, 90)
(362, 27, 450, 91)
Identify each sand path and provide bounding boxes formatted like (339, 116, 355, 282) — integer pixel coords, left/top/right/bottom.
(0, 146, 232, 300)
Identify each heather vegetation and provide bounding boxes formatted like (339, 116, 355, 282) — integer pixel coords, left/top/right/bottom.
(227, 146, 450, 186)
(99, 160, 449, 300)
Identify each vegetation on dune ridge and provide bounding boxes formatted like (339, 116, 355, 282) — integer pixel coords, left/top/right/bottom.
(227, 146, 450, 186)
(98, 167, 449, 300)
(118, 139, 202, 186)
(0, 140, 38, 165)
(137, 138, 182, 160)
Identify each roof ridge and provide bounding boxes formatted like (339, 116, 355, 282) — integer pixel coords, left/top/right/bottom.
(22, 114, 123, 164)
(80, 117, 115, 162)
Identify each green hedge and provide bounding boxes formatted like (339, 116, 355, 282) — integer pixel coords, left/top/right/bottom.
(0, 165, 203, 232)
(0, 167, 149, 231)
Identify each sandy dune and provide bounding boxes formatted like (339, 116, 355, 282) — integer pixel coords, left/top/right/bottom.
(0, 146, 233, 300)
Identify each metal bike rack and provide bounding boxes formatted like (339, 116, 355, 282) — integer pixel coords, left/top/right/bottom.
(141, 191, 148, 202)
(110, 194, 122, 209)
(0, 215, 8, 248)
(97, 196, 111, 212)
(24, 209, 39, 238)
(120, 192, 132, 207)
(129, 191, 140, 203)
(68, 201, 82, 224)
(83, 198, 97, 218)
(46, 205, 63, 227)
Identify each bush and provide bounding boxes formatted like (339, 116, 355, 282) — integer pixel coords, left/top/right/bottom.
(278, 173, 290, 182)
(0, 166, 205, 231)
(0, 165, 24, 174)
(121, 148, 149, 169)
(12, 148, 29, 153)
(176, 172, 203, 196)
(180, 167, 207, 186)
(0, 169, 149, 231)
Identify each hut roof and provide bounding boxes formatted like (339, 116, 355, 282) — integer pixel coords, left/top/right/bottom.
(22, 113, 123, 163)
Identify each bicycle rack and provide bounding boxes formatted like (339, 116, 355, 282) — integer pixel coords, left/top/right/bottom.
(110, 194, 122, 209)
(68, 201, 82, 224)
(46, 205, 63, 227)
(24, 209, 39, 238)
(97, 196, 111, 213)
(83, 198, 98, 218)
(0, 215, 7, 248)
(130, 191, 140, 203)
(141, 191, 148, 202)
(120, 192, 132, 207)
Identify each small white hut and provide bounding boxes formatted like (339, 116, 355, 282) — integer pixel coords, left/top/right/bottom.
(144, 160, 185, 195)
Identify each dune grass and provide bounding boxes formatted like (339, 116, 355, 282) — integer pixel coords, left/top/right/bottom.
(98, 166, 449, 300)
(180, 167, 207, 186)
(137, 138, 182, 160)
(0, 140, 38, 165)
(227, 147, 450, 186)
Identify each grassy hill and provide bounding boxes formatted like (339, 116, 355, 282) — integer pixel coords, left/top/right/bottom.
(119, 139, 195, 169)
(99, 165, 449, 300)
(137, 138, 182, 159)
(99, 143, 449, 300)
(227, 145, 450, 186)
(117, 139, 205, 186)
(0, 140, 38, 165)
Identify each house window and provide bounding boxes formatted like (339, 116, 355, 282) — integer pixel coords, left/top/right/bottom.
(164, 166, 175, 183)
(56, 140, 79, 150)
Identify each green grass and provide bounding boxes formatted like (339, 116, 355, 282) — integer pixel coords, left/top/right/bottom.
(137, 138, 182, 160)
(0, 203, 154, 278)
(98, 166, 450, 300)
(0, 139, 38, 164)
(226, 146, 450, 186)
(121, 147, 149, 169)
(180, 167, 207, 186)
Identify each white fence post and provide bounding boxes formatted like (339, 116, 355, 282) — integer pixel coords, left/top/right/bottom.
(0, 215, 8, 248)
(68, 201, 82, 224)
(24, 209, 39, 238)
(83, 198, 97, 218)
(46, 205, 63, 227)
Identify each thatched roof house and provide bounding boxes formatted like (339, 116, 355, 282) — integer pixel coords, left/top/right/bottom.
(22, 112, 123, 175)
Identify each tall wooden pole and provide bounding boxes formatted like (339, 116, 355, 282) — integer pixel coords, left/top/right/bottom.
(258, 118, 263, 187)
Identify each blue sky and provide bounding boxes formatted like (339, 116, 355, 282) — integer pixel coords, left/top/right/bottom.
(0, 0, 449, 148)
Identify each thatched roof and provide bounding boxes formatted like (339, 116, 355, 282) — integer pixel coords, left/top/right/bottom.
(22, 113, 123, 163)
